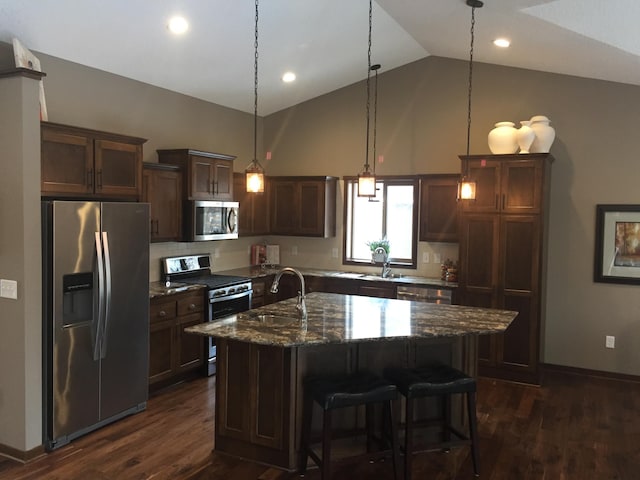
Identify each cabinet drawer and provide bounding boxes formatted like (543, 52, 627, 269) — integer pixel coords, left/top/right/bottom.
(177, 293, 205, 316)
(150, 300, 177, 323)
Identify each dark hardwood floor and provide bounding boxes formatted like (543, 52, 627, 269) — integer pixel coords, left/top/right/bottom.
(1, 369, 638, 480)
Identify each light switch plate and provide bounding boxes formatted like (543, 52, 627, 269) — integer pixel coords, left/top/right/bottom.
(433, 253, 442, 264)
(332, 248, 339, 258)
(0, 279, 18, 300)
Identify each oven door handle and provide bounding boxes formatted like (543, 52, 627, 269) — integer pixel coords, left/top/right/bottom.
(210, 290, 252, 303)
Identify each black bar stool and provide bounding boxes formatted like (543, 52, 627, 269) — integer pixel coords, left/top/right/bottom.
(299, 372, 401, 480)
(384, 364, 479, 479)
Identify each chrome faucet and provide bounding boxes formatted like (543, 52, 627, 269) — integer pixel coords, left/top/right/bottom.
(373, 246, 392, 278)
(270, 267, 307, 320)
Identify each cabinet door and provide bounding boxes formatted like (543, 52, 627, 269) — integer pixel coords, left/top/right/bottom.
(176, 313, 205, 372)
(212, 159, 233, 200)
(234, 173, 270, 236)
(41, 127, 93, 195)
(500, 160, 544, 214)
(189, 156, 216, 200)
(249, 344, 284, 448)
(149, 319, 175, 385)
(143, 167, 182, 242)
(217, 340, 251, 441)
(460, 158, 501, 213)
(298, 182, 323, 236)
(94, 139, 141, 198)
(419, 175, 459, 242)
(498, 215, 541, 377)
(359, 284, 397, 299)
(270, 181, 298, 234)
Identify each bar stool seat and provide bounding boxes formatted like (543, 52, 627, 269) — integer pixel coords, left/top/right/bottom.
(385, 364, 479, 479)
(299, 372, 401, 480)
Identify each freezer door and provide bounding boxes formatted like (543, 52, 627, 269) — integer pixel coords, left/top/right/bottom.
(49, 201, 102, 443)
(99, 202, 150, 420)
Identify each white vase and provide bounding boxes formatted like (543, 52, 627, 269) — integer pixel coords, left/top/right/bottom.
(529, 115, 556, 153)
(516, 121, 535, 154)
(488, 121, 518, 154)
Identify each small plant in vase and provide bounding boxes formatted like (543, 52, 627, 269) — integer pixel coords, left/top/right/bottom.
(367, 238, 390, 263)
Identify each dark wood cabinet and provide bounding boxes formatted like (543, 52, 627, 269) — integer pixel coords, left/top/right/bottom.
(270, 176, 337, 237)
(142, 163, 182, 242)
(157, 149, 235, 201)
(149, 290, 206, 388)
(419, 174, 460, 243)
(233, 173, 270, 236)
(458, 154, 552, 384)
(41, 122, 145, 199)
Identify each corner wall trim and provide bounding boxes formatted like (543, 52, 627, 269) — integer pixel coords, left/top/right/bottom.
(543, 363, 640, 384)
(0, 443, 45, 464)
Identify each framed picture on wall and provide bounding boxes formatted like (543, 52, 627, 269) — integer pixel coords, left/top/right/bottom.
(12, 37, 48, 121)
(594, 204, 640, 285)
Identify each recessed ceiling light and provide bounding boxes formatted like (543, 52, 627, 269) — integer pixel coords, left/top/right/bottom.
(282, 72, 296, 83)
(168, 16, 189, 35)
(493, 38, 510, 48)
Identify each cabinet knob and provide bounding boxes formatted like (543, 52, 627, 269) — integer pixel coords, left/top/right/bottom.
(159, 310, 166, 317)
(189, 303, 196, 310)
(96, 169, 103, 189)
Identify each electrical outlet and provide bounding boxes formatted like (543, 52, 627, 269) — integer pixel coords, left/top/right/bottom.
(605, 336, 615, 349)
(433, 253, 442, 264)
(292, 246, 298, 256)
(0, 279, 18, 300)
(422, 253, 430, 263)
(332, 247, 339, 258)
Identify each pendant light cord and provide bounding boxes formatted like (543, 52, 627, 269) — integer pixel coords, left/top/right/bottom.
(253, 0, 259, 163)
(372, 64, 379, 176)
(466, 3, 477, 156)
(364, 0, 372, 173)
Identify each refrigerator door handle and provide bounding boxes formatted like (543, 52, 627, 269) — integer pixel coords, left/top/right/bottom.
(94, 231, 106, 361)
(101, 231, 113, 358)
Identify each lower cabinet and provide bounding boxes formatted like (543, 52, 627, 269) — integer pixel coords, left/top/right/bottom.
(149, 290, 206, 388)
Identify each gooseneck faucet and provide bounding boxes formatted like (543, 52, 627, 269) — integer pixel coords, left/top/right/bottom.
(373, 246, 392, 278)
(270, 267, 307, 320)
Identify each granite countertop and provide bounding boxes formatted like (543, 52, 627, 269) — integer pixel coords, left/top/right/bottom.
(215, 265, 457, 289)
(149, 281, 205, 299)
(185, 292, 517, 348)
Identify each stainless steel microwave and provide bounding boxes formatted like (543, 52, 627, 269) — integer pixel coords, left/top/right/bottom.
(188, 200, 239, 241)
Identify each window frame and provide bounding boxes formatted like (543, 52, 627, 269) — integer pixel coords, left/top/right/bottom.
(342, 175, 419, 269)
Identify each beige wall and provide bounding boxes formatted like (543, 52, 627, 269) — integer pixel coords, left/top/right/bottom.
(264, 56, 640, 376)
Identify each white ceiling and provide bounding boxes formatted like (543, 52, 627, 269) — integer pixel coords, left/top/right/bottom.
(0, 0, 638, 115)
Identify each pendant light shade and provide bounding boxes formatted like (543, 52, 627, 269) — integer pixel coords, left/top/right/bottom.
(358, 171, 376, 197)
(246, 0, 265, 193)
(458, 0, 482, 201)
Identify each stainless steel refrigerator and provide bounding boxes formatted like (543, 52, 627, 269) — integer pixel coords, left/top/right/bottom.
(42, 201, 150, 450)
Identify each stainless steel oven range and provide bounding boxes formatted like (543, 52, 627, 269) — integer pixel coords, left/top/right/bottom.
(162, 254, 252, 376)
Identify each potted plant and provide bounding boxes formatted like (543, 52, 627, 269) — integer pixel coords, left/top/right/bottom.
(367, 238, 390, 263)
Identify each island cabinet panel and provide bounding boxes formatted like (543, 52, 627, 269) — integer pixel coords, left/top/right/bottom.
(233, 172, 270, 236)
(157, 149, 235, 201)
(458, 153, 552, 385)
(216, 339, 294, 468)
(41, 122, 145, 199)
(142, 163, 182, 242)
(269, 176, 337, 237)
(419, 174, 460, 243)
(149, 290, 205, 389)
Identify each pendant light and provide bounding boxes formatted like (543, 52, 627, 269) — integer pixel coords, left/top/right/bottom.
(246, 0, 265, 193)
(457, 0, 482, 201)
(357, 0, 377, 198)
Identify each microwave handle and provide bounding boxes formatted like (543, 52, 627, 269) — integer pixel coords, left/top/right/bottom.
(227, 208, 237, 233)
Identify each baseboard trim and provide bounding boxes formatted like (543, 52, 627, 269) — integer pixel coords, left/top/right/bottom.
(0, 442, 45, 464)
(543, 363, 640, 384)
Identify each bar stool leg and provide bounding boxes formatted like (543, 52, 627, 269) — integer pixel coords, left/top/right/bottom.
(386, 400, 401, 480)
(467, 391, 480, 477)
(443, 394, 452, 451)
(299, 393, 314, 474)
(365, 403, 375, 453)
(321, 409, 333, 480)
(404, 396, 414, 480)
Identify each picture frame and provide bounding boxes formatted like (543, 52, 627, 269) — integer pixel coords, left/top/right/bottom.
(594, 204, 640, 285)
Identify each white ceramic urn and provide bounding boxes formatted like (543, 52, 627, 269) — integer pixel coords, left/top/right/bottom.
(516, 120, 536, 154)
(529, 115, 556, 153)
(488, 121, 518, 154)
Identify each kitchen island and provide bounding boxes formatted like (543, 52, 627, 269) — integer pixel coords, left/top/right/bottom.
(186, 292, 517, 470)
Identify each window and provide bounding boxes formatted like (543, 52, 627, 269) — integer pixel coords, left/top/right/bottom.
(344, 176, 418, 267)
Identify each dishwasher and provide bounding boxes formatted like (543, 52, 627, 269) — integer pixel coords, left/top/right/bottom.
(396, 285, 452, 304)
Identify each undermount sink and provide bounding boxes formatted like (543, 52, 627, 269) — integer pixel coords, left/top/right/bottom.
(164, 282, 190, 293)
(249, 313, 301, 325)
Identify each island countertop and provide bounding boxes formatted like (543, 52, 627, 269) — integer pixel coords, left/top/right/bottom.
(185, 291, 517, 347)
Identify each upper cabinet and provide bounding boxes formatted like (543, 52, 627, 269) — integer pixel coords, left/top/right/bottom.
(157, 149, 235, 201)
(142, 163, 183, 243)
(269, 176, 337, 237)
(459, 155, 545, 214)
(419, 174, 460, 243)
(41, 122, 146, 200)
(233, 173, 270, 237)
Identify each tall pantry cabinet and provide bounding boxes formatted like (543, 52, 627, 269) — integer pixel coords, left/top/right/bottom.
(457, 154, 553, 385)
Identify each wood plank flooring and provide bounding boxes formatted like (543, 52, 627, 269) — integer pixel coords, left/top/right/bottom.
(1, 369, 638, 480)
